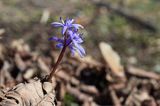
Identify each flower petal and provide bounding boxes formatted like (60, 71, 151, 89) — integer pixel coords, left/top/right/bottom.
(70, 19, 74, 24)
(73, 41, 85, 57)
(62, 26, 68, 34)
(68, 30, 73, 36)
(48, 36, 63, 43)
(48, 36, 58, 41)
(67, 19, 74, 25)
(76, 47, 85, 57)
(73, 35, 83, 43)
(77, 45, 86, 56)
(51, 22, 63, 27)
(69, 44, 76, 56)
(56, 43, 63, 49)
(72, 24, 84, 29)
(75, 37, 83, 43)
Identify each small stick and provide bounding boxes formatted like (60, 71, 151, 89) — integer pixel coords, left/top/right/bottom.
(109, 86, 121, 106)
(127, 66, 160, 80)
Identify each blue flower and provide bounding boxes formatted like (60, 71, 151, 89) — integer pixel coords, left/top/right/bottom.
(49, 33, 85, 57)
(49, 17, 86, 57)
(51, 17, 83, 34)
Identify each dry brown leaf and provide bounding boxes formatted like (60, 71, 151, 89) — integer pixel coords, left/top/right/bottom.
(99, 42, 125, 81)
(0, 78, 56, 106)
(40, 9, 50, 24)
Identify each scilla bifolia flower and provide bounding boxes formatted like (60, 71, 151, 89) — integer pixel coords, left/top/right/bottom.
(47, 17, 85, 81)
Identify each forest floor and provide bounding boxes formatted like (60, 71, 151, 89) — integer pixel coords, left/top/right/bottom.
(0, 0, 160, 106)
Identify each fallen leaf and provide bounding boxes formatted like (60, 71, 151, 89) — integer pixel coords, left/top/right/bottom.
(0, 79, 56, 106)
(99, 42, 125, 81)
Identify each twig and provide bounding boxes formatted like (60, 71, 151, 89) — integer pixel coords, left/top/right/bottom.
(109, 86, 122, 106)
(127, 66, 160, 80)
(66, 84, 93, 102)
(125, 87, 137, 106)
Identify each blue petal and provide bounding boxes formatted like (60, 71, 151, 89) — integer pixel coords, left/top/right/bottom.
(48, 36, 63, 43)
(51, 22, 63, 27)
(67, 19, 74, 25)
(72, 24, 84, 29)
(73, 35, 83, 43)
(67, 30, 74, 38)
(62, 26, 68, 34)
(48, 36, 58, 41)
(77, 45, 86, 56)
(70, 19, 74, 24)
(69, 31, 78, 40)
(75, 38, 83, 43)
(69, 44, 76, 56)
(56, 43, 63, 49)
(76, 47, 85, 57)
(73, 41, 85, 57)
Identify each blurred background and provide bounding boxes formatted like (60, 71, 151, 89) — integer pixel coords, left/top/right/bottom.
(0, 0, 160, 105)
